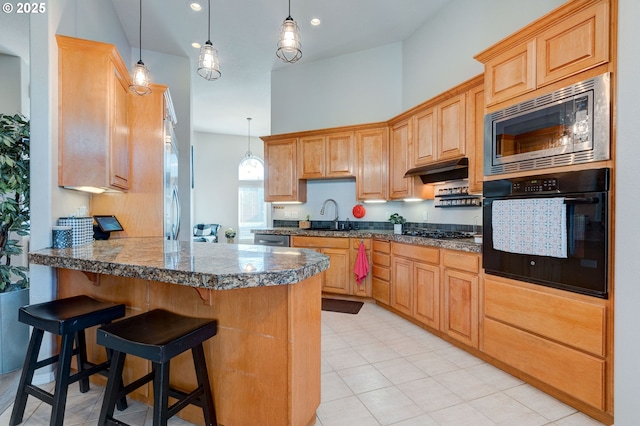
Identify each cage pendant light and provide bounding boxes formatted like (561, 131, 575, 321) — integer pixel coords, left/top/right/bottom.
(130, 0, 152, 95)
(276, 0, 302, 63)
(197, 0, 221, 80)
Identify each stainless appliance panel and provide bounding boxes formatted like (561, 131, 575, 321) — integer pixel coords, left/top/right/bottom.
(253, 234, 290, 247)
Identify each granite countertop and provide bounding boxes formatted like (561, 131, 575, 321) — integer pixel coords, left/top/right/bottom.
(29, 237, 330, 290)
(252, 228, 482, 254)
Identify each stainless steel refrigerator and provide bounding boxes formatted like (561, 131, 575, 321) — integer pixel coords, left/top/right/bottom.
(164, 91, 180, 240)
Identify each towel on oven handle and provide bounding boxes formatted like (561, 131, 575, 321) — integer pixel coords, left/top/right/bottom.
(492, 198, 567, 258)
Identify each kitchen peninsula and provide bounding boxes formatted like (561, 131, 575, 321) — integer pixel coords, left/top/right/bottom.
(29, 238, 329, 426)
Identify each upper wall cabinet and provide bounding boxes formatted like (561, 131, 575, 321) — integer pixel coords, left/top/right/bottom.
(476, 0, 610, 107)
(263, 137, 307, 202)
(57, 35, 131, 192)
(356, 126, 389, 201)
(298, 131, 354, 179)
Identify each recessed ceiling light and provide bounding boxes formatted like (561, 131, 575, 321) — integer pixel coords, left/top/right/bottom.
(191, 42, 201, 49)
(310, 18, 321, 26)
(188, 1, 202, 12)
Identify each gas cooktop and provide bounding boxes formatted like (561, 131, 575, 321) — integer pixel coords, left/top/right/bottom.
(402, 229, 473, 239)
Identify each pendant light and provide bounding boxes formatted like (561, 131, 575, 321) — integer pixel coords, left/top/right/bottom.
(240, 117, 262, 180)
(130, 0, 152, 96)
(244, 117, 254, 160)
(197, 0, 221, 80)
(276, 0, 302, 63)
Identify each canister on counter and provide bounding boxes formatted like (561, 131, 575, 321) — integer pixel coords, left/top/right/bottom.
(52, 226, 73, 249)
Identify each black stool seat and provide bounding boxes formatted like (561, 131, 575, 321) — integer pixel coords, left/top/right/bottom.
(10, 295, 126, 426)
(97, 309, 218, 426)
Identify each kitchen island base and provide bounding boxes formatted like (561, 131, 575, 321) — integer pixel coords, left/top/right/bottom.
(58, 269, 322, 426)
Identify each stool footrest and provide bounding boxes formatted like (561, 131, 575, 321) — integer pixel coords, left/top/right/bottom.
(25, 384, 54, 406)
(167, 385, 205, 417)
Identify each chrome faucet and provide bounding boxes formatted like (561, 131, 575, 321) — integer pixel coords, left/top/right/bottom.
(320, 199, 339, 230)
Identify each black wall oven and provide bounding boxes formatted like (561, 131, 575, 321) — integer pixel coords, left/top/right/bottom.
(483, 168, 610, 298)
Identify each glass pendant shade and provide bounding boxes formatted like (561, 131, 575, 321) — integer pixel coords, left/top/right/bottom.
(197, 41, 221, 80)
(277, 17, 302, 63)
(130, 60, 152, 96)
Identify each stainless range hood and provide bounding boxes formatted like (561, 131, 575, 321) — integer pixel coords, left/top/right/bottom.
(404, 157, 468, 184)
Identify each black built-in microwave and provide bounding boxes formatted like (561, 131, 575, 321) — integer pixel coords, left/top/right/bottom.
(484, 73, 610, 175)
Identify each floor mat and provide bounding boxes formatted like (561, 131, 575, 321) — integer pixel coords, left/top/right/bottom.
(321, 298, 364, 314)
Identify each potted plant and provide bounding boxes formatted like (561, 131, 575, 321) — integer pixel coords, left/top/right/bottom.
(299, 214, 311, 229)
(0, 113, 30, 373)
(388, 213, 406, 234)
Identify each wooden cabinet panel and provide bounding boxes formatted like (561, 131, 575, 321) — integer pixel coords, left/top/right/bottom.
(484, 40, 536, 106)
(484, 318, 605, 410)
(389, 119, 413, 199)
(536, 1, 609, 87)
(57, 35, 131, 192)
(467, 84, 485, 194)
(291, 236, 349, 250)
(264, 138, 306, 202)
(323, 247, 350, 295)
(442, 269, 478, 348)
(391, 256, 413, 316)
(350, 238, 372, 297)
(484, 278, 606, 357)
(437, 94, 466, 160)
(413, 107, 437, 166)
(326, 132, 354, 177)
(442, 250, 480, 274)
(356, 127, 388, 200)
(392, 243, 439, 265)
(413, 262, 440, 329)
(372, 239, 391, 304)
(298, 135, 325, 179)
(372, 278, 390, 305)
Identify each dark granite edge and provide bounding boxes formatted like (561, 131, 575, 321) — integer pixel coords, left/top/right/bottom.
(29, 251, 331, 290)
(251, 228, 482, 254)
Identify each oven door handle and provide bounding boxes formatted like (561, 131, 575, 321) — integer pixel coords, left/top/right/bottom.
(563, 197, 599, 204)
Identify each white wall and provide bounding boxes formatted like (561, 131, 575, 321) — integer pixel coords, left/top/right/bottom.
(271, 43, 403, 135)
(0, 54, 26, 115)
(402, 0, 565, 110)
(192, 132, 264, 240)
(614, 0, 640, 423)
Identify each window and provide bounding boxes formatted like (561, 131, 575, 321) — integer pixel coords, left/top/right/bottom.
(238, 156, 266, 242)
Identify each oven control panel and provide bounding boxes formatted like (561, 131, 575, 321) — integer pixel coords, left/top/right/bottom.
(512, 177, 558, 194)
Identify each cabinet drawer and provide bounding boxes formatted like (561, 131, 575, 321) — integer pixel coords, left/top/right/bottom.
(291, 236, 350, 249)
(391, 242, 439, 264)
(441, 250, 479, 273)
(483, 318, 605, 410)
(372, 252, 390, 267)
(372, 265, 390, 281)
(373, 239, 390, 253)
(484, 278, 606, 357)
(351, 238, 371, 250)
(372, 278, 390, 305)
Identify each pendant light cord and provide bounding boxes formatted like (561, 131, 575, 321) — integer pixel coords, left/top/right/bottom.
(207, 0, 211, 42)
(138, 0, 143, 62)
(287, 0, 292, 19)
(246, 117, 252, 157)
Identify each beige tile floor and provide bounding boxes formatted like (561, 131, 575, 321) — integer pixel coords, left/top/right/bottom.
(0, 302, 605, 425)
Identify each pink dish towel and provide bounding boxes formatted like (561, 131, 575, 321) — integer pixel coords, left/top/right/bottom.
(354, 242, 370, 285)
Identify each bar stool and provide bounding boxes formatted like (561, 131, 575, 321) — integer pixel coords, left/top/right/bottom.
(97, 309, 218, 426)
(10, 295, 126, 426)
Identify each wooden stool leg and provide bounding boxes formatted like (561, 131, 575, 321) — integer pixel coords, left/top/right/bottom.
(98, 350, 127, 426)
(9, 328, 45, 426)
(50, 333, 76, 426)
(192, 344, 217, 426)
(75, 330, 90, 393)
(152, 362, 170, 426)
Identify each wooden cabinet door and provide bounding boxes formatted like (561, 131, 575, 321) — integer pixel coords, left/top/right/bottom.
(298, 135, 325, 179)
(372, 240, 391, 304)
(110, 66, 130, 190)
(484, 40, 536, 106)
(536, 1, 609, 87)
(413, 107, 437, 166)
(322, 247, 350, 294)
(442, 269, 478, 348)
(350, 239, 372, 297)
(389, 119, 413, 199)
(264, 138, 306, 202)
(437, 93, 466, 160)
(467, 83, 485, 194)
(413, 262, 440, 329)
(356, 127, 388, 201)
(326, 132, 354, 178)
(391, 256, 413, 316)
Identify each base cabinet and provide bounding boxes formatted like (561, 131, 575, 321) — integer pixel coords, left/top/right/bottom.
(350, 239, 372, 297)
(372, 240, 391, 304)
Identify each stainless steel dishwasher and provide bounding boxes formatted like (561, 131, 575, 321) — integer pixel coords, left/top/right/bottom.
(253, 233, 290, 247)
